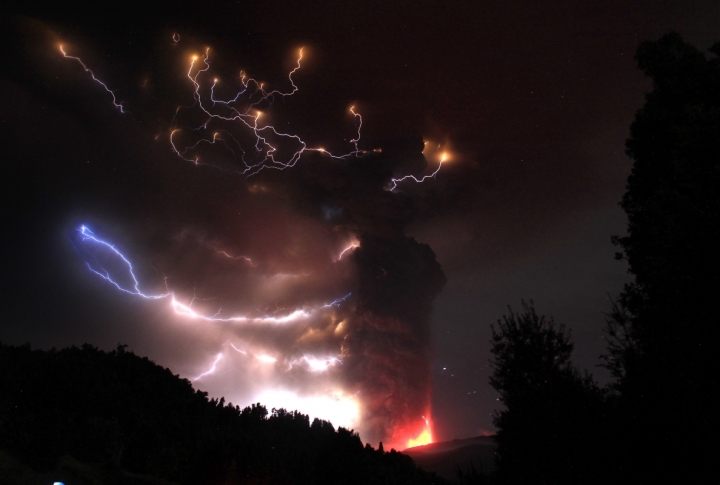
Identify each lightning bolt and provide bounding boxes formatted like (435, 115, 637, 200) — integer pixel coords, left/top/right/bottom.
(74, 225, 350, 324)
(215, 249, 255, 266)
(76, 225, 168, 299)
(230, 343, 247, 354)
(336, 243, 360, 261)
(229, 343, 341, 371)
(170, 48, 366, 176)
(193, 352, 222, 381)
(322, 293, 352, 308)
(299, 355, 342, 372)
(59, 39, 447, 186)
(59, 45, 126, 113)
(389, 151, 448, 191)
(60, 41, 446, 435)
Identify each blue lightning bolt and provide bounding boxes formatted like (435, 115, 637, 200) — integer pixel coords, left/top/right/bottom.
(74, 225, 350, 324)
(76, 225, 168, 299)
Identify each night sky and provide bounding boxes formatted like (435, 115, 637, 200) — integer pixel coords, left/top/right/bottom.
(2, 0, 719, 446)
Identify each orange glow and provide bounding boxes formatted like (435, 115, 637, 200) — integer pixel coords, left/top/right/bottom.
(406, 428, 433, 448)
(403, 415, 433, 449)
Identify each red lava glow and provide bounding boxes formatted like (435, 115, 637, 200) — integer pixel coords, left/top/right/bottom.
(406, 427, 433, 448)
(403, 415, 434, 449)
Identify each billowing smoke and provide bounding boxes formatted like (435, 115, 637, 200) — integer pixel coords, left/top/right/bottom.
(349, 233, 445, 445)
(64, 34, 446, 448)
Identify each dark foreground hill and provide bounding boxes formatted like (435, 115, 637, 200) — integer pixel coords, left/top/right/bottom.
(0, 343, 447, 485)
(404, 436, 496, 481)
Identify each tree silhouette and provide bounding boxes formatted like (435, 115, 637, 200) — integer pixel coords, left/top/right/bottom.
(489, 302, 610, 485)
(0, 342, 448, 485)
(607, 32, 720, 484)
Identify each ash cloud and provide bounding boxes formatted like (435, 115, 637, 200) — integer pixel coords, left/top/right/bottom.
(31, 28, 447, 447)
(274, 141, 447, 444)
(144, 140, 447, 446)
(347, 234, 445, 444)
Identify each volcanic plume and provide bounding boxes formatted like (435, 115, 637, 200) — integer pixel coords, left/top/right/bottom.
(62, 33, 446, 448)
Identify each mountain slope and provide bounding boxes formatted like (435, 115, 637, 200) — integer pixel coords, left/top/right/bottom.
(403, 436, 496, 481)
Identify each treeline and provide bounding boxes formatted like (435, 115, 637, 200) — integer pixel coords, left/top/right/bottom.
(0, 343, 446, 485)
(488, 33, 719, 485)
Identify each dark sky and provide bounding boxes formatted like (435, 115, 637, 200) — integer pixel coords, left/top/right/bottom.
(1, 0, 719, 445)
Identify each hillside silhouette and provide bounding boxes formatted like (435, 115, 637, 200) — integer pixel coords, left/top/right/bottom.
(403, 436, 495, 481)
(0, 343, 448, 485)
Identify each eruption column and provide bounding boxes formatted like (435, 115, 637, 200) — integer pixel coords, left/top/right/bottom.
(61, 39, 448, 447)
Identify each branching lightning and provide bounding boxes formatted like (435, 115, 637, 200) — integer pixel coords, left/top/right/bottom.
(169, 48, 366, 176)
(322, 293, 352, 308)
(77, 225, 168, 299)
(74, 225, 350, 324)
(59, 37, 448, 446)
(59, 40, 446, 187)
(230, 342, 342, 372)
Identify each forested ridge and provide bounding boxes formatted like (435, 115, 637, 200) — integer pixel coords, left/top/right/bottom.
(0, 343, 447, 485)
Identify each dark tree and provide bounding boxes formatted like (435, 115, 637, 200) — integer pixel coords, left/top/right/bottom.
(0, 342, 448, 485)
(607, 32, 720, 484)
(490, 302, 610, 485)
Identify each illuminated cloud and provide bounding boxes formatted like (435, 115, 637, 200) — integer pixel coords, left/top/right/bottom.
(62, 36, 446, 448)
